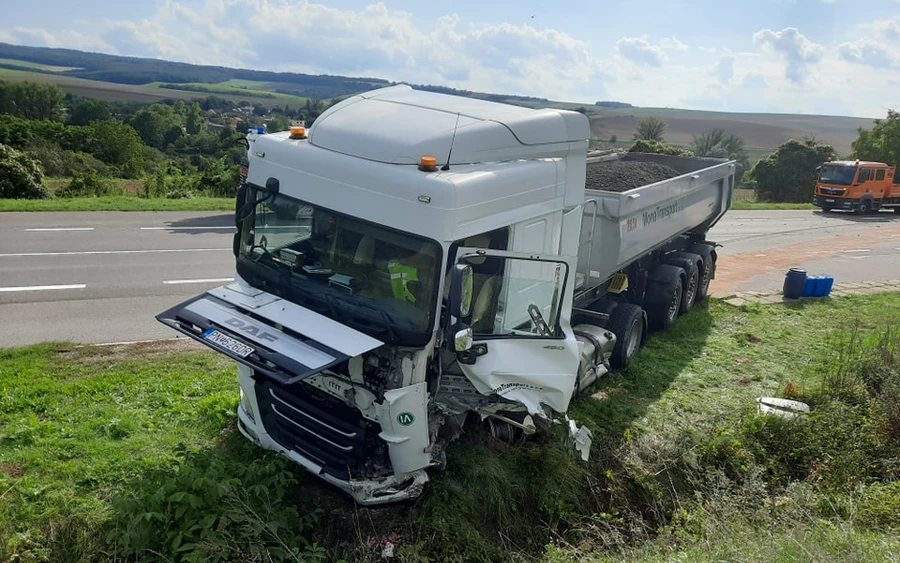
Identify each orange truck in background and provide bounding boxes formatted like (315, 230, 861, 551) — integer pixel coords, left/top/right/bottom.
(813, 160, 900, 214)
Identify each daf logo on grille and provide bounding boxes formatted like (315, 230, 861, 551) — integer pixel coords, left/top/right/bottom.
(224, 317, 278, 342)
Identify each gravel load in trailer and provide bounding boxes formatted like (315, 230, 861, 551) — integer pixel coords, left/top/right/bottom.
(585, 160, 680, 192)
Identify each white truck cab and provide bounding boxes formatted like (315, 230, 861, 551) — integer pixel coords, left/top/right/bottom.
(158, 85, 734, 504)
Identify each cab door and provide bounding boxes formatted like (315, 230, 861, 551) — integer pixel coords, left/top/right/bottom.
(450, 248, 580, 416)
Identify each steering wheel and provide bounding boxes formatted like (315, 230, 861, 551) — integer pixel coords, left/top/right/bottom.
(528, 303, 552, 337)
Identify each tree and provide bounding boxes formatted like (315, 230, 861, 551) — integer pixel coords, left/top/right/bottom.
(84, 120, 148, 178)
(634, 116, 666, 142)
(129, 103, 185, 149)
(752, 139, 836, 203)
(266, 115, 291, 133)
(851, 109, 900, 166)
(0, 81, 64, 120)
(691, 128, 750, 169)
(185, 102, 206, 135)
(609, 135, 617, 143)
(0, 143, 50, 199)
(68, 99, 112, 126)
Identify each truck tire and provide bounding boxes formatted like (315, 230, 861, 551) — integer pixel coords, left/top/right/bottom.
(690, 243, 716, 301)
(607, 303, 644, 369)
(664, 253, 702, 313)
(645, 264, 684, 332)
(857, 199, 872, 214)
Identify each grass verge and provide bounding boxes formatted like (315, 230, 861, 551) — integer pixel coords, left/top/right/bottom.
(2, 293, 898, 562)
(0, 196, 234, 212)
(731, 201, 818, 210)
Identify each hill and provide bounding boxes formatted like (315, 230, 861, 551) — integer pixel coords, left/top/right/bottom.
(0, 42, 875, 157)
(587, 108, 871, 158)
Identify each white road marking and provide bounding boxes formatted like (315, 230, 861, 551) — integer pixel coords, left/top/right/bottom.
(841, 249, 871, 253)
(163, 277, 234, 285)
(0, 248, 228, 258)
(25, 227, 94, 232)
(140, 226, 234, 230)
(0, 284, 86, 292)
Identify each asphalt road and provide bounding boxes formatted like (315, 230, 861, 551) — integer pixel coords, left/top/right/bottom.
(2, 209, 899, 347)
(708, 209, 900, 295)
(1, 211, 237, 347)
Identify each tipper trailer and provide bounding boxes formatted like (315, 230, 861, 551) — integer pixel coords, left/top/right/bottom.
(157, 85, 736, 504)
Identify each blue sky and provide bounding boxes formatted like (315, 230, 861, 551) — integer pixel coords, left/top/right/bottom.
(2, 0, 899, 117)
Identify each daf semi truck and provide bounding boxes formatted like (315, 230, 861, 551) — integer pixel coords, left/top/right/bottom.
(157, 85, 736, 504)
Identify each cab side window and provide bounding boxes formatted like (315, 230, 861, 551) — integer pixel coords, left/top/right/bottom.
(875, 169, 885, 181)
(858, 168, 871, 182)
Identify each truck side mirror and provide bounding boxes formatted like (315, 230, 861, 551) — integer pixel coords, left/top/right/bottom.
(449, 264, 473, 319)
(454, 327, 473, 352)
(235, 183, 248, 227)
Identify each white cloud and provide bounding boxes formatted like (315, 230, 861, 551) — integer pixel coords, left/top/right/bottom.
(616, 36, 666, 66)
(11, 26, 116, 53)
(659, 37, 688, 52)
(741, 73, 768, 89)
(752, 27, 824, 83)
(82, 0, 602, 100)
(837, 40, 897, 68)
(873, 19, 900, 41)
(0, 29, 15, 43)
(714, 55, 735, 84)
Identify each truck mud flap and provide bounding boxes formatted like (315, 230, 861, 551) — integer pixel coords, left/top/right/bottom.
(156, 293, 347, 385)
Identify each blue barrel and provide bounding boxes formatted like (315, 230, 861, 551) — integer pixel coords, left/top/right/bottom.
(783, 268, 807, 299)
(803, 276, 817, 297)
(822, 276, 834, 296)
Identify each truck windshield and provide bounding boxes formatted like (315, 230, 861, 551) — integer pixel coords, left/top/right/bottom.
(236, 193, 441, 346)
(819, 164, 856, 186)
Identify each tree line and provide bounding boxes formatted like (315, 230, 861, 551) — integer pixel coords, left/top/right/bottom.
(0, 81, 330, 200)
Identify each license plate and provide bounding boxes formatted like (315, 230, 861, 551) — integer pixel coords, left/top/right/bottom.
(202, 328, 254, 358)
(825, 199, 835, 203)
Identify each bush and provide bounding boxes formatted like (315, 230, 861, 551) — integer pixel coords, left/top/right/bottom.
(55, 171, 117, 198)
(109, 446, 327, 562)
(629, 139, 694, 157)
(143, 169, 199, 198)
(752, 139, 836, 203)
(0, 143, 50, 199)
(26, 139, 111, 177)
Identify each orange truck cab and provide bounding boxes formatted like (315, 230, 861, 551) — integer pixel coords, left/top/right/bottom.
(813, 160, 900, 214)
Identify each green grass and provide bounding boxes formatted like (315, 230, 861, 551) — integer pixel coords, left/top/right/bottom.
(731, 201, 817, 210)
(0, 58, 79, 72)
(144, 81, 312, 105)
(0, 342, 238, 560)
(0, 196, 234, 211)
(2, 293, 898, 562)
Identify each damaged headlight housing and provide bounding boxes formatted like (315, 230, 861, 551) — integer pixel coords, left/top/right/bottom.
(239, 387, 257, 422)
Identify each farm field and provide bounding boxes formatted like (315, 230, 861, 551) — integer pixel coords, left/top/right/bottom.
(0, 67, 302, 107)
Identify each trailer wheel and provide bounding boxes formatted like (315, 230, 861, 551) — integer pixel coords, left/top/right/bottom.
(664, 254, 701, 314)
(607, 303, 644, 369)
(646, 264, 685, 332)
(689, 244, 716, 301)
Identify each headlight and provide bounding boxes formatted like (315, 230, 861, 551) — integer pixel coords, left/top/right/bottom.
(239, 388, 257, 422)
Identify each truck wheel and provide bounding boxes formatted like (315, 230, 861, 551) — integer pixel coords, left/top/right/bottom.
(858, 200, 871, 214)
(646, 265, 684, 332)
(607, 303, 644, 369)
(664, 253, 701, 313)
